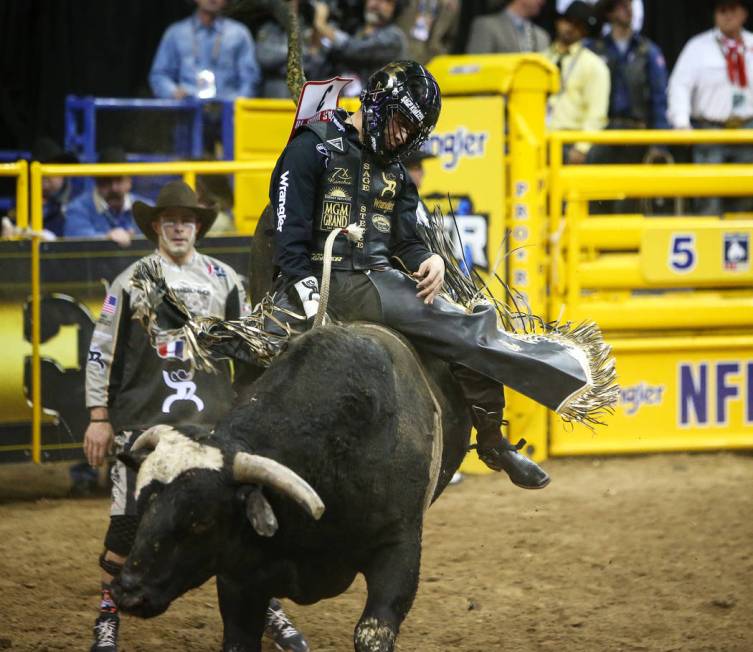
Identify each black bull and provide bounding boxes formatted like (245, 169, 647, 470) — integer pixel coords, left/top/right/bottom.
(114, 206, 476, 651)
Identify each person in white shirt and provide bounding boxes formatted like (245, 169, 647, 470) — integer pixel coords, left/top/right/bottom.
(668, 0, 753, 214)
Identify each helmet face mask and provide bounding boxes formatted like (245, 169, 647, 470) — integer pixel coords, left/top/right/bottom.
(360, 61, 441, 163)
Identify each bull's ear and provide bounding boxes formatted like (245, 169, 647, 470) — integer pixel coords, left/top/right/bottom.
(117, 449, 151, 472)
(237, 487, 278, 537)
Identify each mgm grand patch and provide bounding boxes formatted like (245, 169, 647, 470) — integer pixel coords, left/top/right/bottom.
(322, 200, 351, 229)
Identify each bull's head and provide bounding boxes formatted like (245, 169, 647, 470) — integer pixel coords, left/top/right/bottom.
(112, 425, 324, 618)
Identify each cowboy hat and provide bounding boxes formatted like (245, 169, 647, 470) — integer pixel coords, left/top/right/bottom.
(31, 137, 78, 164)
(133, 180, 217, 242)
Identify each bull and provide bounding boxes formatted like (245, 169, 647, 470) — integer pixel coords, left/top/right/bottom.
(113, 320, 471, 652)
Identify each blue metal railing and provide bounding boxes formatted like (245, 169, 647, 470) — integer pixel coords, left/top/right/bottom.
(63, 96, 234, 162)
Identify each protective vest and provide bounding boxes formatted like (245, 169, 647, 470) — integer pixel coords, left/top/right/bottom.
(305, 121, 407, 271)
(592, 37, 651, 125)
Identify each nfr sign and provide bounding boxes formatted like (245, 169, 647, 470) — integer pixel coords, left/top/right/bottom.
(679, 361, 753, 426)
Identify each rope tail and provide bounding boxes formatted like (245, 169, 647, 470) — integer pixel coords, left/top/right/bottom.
(314, 224, 365, 327)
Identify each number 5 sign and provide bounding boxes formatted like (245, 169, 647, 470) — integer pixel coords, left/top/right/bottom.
(668, 234, 696, 273)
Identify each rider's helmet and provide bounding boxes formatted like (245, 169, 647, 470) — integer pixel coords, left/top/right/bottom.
(360, 60, 442, 162)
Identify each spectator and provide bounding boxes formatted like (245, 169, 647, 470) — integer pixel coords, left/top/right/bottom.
(466, 0, 550, 55)
(1, 137, 77, 241)
(313, 0, 407, 96)
(255, 14, 329, 98)
(668, 0, 753, 215)
(64, 147, 145, 246)
(33, 137, 79, 239)
(196, 174, 236, 233)
(546, 1, 610, 165)
(587, 0, 670, 212)
(590, 0, 669, 131)
(149, 0, 260, 100)
(557, 0, 644, 33)
(397, 0, 460, 64)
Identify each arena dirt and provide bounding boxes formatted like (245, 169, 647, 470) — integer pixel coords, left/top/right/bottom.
(1, 451, 751, 651)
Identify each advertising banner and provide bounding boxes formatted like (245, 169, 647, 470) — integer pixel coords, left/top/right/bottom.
(419, 95, 506, 297)
(550, 337, 753, 455)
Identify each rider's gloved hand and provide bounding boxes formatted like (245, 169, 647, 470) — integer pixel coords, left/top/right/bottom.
(294, 276, 320, 321)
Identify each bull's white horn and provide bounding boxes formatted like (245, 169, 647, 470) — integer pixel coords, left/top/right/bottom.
(232, 453, 325, 520)
(131, 424, 174, 452)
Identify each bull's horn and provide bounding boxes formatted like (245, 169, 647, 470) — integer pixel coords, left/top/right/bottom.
(232, 452, 325, 520)
(131, 424, 173, 452)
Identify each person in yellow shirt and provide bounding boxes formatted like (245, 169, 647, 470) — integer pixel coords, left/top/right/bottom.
(546, 0, 611, 164)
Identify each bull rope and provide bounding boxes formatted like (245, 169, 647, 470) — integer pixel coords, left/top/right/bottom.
(314, 224, 364, 327)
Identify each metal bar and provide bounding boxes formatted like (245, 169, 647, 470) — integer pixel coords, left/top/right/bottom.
(222, 100, 234, 160)
(29, 162, 43, 464)
(183, 171, 196, 189)
(15, 160, 28, 230)
(83, 99, 97, 163)
(565, 197, 584, 308)
(39, 160, 276, 176)
(609, 334, 753, 352)
(191, 105, 204, 158)
(559, 163, 753, 198)
(551, 129, 753, 145)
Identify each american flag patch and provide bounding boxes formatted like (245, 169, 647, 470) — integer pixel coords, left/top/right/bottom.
(207, 262, 227, 278)
(101, 294, 118, 315)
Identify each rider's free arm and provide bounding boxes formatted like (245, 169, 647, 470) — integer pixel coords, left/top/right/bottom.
(390, 176, 433, 273)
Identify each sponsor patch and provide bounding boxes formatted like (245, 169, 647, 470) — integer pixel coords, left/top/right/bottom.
(87, 349, 105, 370)
(371, 214, 391, 233)
(400, 94, 425, 121)
(329, 167, 353, 184)
(325, 186, 352, 201)
(312, 253, 344, 262)
(380, 172, 397, 199)
(326, 137, 345, 152)
(322, 200, 351, 229)
(276, 170, 290, 232)
(373, 198, 395, 212)
(724, 232, 749, 271)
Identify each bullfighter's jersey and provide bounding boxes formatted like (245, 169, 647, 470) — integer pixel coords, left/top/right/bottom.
(269, 108, 432, 283)
(85, 251, 248, 432)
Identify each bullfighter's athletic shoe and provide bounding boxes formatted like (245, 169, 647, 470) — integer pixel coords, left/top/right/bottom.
(265, 598, 310, 652)
(471, 406, 550, 490)
(90, 612, 119, 652)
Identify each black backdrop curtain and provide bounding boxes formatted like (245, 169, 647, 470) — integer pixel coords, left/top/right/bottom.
(0, 0, 190, 150)
(0, 0, 748, 151)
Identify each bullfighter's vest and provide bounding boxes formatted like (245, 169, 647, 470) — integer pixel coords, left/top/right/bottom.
(304, 120, 407, 271)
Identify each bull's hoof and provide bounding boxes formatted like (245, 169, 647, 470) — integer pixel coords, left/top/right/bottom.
(354, 617, 397, 652)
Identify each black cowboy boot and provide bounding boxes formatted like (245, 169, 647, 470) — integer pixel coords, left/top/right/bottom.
(470, 406, 550, 490)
